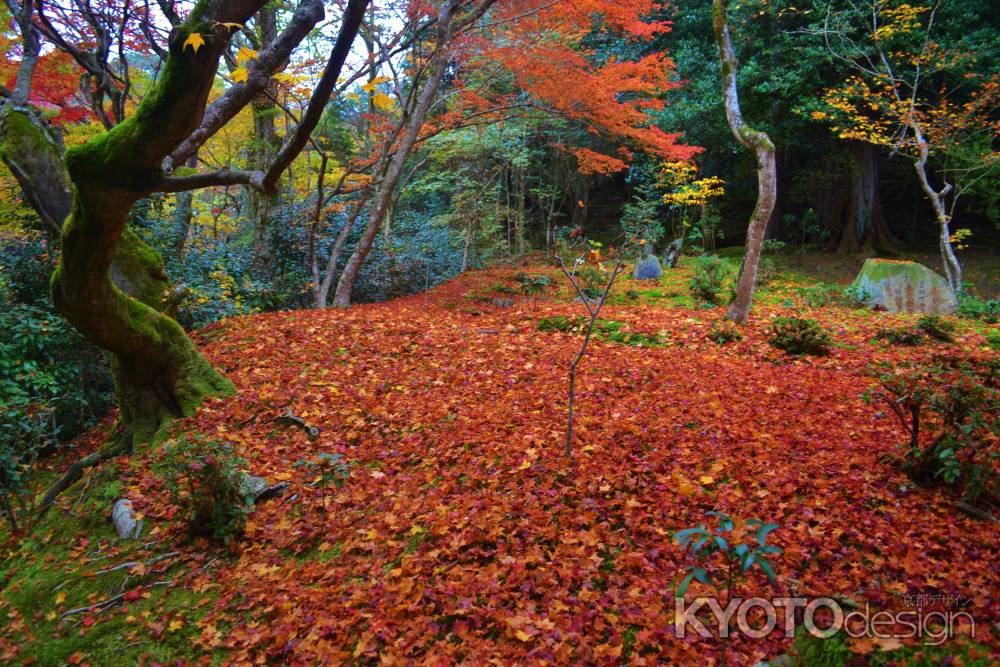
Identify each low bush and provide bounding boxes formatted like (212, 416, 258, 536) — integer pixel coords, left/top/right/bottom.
(956, 292, 999, 323)
(917, 315, 956, 342)
(688, 255, 736, 305)
(157, 436, 252, 544)
(874, 328, 924, 346)
(708, 319, 743, 344)
(865, 354, 999, 506)
(768, 317, 831, 356)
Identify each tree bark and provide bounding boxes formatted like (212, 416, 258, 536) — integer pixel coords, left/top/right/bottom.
(49, 3, 268, 441)
(713, 0, 776, 326)
(837, 141, 897, 255)
(913, 137, 962, 291)
(172, 153, 199, 260)
(0, 104, 177, 314)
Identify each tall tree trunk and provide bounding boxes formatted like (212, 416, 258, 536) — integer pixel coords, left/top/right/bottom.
(172, 153, 200, 260)
(48, 7, 264, 441)
(837, 141, 897, 255)
(713, 0, 776, 326)
(913, 136, 962, 291)
(331, 0, 457, 307)
(250, 7, 280, 273)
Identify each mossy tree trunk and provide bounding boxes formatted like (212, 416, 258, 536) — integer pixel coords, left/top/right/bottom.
(713, 0, 776, 326)
(49, 2, 263, 442)
(0, 105, 179, 316)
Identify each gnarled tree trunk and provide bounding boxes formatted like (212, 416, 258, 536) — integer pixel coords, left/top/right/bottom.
(48, 5, 265, 441)
(713, 0, 776, 326)
(0, 104, 179, 315)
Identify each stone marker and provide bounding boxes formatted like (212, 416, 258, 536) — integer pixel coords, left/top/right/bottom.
(633, 254, 663, 280)
(850, 258, 957, 314)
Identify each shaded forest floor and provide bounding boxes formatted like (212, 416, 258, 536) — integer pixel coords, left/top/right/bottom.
(2, 257, 998, 665)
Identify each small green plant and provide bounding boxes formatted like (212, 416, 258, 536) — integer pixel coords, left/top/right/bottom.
(865, 354, 999, 506)
(294, 452, 350, 509)
(537, 315, 587, 333)
(708, 319, 743, 344)
(674, 512, 782, 667)
(873, 328, 924, 346)
(917, 315, 956, 342)
(575, 265, 606, 298)
(956, 292, 999, 323)
(688, 255, 736, 305)
(986, 330, 1000, 351)
(157, 435, 251, 545)
(768, 317, 832, 356)
(755, 257, 777, 286)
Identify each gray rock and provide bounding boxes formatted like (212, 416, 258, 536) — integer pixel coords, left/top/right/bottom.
(850, 258, 957, 314)
(240, 474, 269, 499)
(633, 254, 663, 280)
(490, 297, 514, 308)
(111, 499, 142, 539)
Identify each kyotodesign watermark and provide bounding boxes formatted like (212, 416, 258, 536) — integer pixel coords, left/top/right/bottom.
(674, 596, 976, 646)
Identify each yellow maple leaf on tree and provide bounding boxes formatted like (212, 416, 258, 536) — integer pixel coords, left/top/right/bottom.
(231, 67, 248, 83)
(183, 33, 206, 53)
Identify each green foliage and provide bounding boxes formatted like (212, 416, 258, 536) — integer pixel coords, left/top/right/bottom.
(755, 257, 776, 286)
(768, 317, 832, 356)
(688, 255, 736, 305)
(956, 292, 1000, 323)
(865, 354, 999, 504)
(575, 265, 606, 298)
(673, 511, 782, 598)
(873, 328, 924, 346)
(791, 629, 996, 667)
(707, 319, 743, 344)
(916, 315, 956, 342)
(537, 316, 669, 347)
(0, 237, 114, 529)
(986, 330, 1000, 351)
(156, 435, 251, 544)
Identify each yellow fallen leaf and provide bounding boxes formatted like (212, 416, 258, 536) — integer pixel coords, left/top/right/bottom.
(514, 629, 533, 641)
(55, 591, 66, 604)
(168, 619, 184, 632)
(699, 475, 715, 485)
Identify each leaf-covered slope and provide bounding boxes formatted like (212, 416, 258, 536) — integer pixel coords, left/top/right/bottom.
(6, 264, 999, 665)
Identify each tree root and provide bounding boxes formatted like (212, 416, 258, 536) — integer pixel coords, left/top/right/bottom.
(33, 433, 130, 528)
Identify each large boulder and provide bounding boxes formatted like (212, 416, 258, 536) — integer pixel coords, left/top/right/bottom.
(633, 254, 663, 280)
(850, 258, 957, 314)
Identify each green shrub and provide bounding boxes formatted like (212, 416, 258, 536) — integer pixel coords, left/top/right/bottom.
(916, 315, 956, 342)
(688, 255, 736, 305)
(157, 436, 251, 544)
(956, 292, 999, 323)
(708, 319, 743, 344)
(755, 257, 777, 286)
(538, 315, 586, 333)
(986, 330, 1000, 351)
(575, 265, 606, 298)
(768, 317, 832, 356)
(874, 328, 923, 346)
(865, 354, 999, 505)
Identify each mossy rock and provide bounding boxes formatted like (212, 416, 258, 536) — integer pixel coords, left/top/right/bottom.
(851, 259, 957, 315)
(633, 254, 663, 281)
